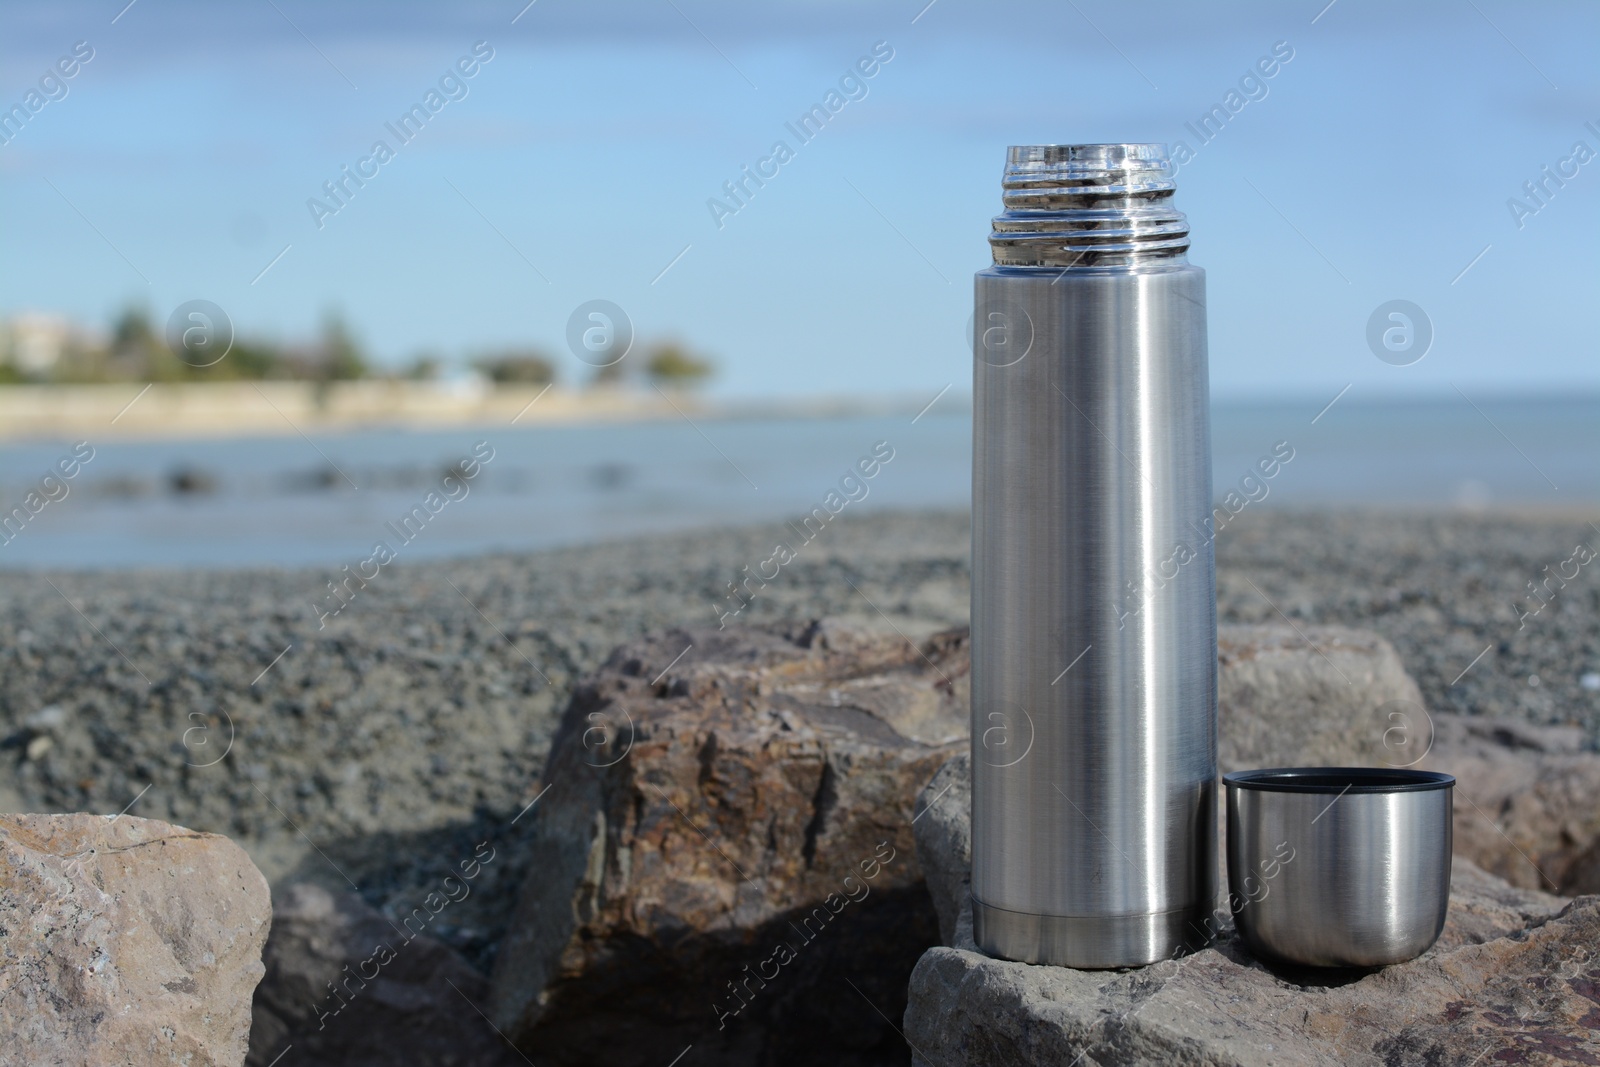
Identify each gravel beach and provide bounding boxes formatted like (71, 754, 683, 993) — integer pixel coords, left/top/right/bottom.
(3, 507, 1597, 973)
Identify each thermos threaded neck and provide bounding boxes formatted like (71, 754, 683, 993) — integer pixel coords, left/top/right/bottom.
(990, 143, 1190, 268)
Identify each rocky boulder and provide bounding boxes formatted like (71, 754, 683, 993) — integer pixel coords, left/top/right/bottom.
(488, 619, 969, 1066)
(906, 755, 1600, 1066)
(0, 812, 270, 1067)
(247, 882, 526, 1067)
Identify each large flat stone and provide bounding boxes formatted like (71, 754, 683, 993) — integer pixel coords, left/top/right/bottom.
(906, 754, 1600, 1066)
(908, 889, 1599, 1066)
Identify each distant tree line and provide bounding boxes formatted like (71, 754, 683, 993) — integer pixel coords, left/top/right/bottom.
(0, 306, 716, 389)
(474, 342, 714, 389)
(0, 308, 368, 385)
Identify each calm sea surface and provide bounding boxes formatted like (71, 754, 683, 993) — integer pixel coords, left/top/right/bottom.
(1, 396, 1595, 570)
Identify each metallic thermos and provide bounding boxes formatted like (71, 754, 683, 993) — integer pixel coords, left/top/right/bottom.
(970, 143, 1217, 968)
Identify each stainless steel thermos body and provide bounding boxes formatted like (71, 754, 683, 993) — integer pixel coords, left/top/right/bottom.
(971, 144, 1217, 968)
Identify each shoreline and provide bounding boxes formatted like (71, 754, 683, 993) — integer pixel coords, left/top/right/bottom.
(4, 383, 1597, 445)
(6, 503, 1600, 578)
(0, 381, 964, 443)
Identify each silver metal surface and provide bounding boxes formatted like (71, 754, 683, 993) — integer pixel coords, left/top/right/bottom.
(970, 144, 1217, 968)
(1225, 768, 1454, 968)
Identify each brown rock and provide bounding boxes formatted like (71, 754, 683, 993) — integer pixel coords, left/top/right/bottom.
(246, 883, 525, 1067)
(0, 812, 270, 1067)
(906, 754, 1599, 1066)
(1425, 712, 1600, 895)
(488, 619, 968, 1066)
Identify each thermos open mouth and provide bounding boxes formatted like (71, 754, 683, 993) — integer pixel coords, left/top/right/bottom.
(991, 142, 1190, 268)
(1223, 768, 1455, 794)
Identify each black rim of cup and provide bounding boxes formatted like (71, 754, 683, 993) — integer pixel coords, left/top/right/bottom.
(1223, 767, 1455, 794)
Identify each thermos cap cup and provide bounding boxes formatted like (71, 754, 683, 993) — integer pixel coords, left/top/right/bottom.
(1225, 768, 1454, 969)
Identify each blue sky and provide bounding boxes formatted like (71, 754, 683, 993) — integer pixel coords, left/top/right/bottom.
(2, 0, 1596, 400)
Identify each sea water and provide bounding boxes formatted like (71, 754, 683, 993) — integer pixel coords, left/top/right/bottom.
(0, 395, 1594, 569)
